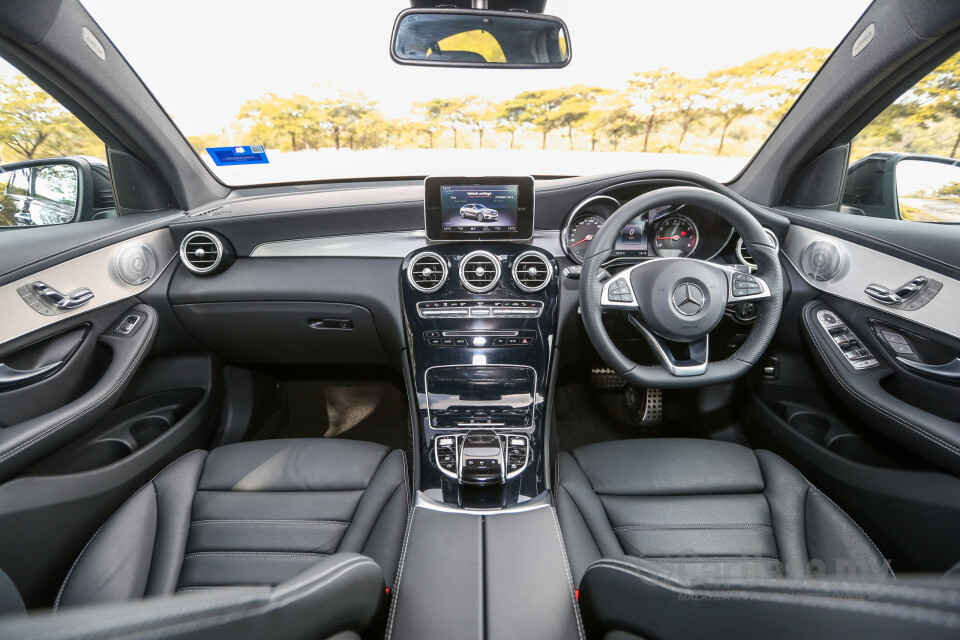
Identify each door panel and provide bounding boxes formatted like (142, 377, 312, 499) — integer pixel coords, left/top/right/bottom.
(0, 228, 174, 344)
(752, 210, 960, 571)
(0, 221, 221, 604)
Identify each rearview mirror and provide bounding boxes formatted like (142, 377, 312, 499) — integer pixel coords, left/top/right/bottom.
(391, 8, 570, 69)
(895, 157, 960, 223)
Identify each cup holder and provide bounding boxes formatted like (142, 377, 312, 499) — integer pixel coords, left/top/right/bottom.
(54, 440, 134, 474)
(826, 434, 902, 468)
(130, 416, 172, 448)
(787, 412, 830, 443)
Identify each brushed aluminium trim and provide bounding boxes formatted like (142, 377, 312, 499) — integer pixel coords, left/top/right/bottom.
(783, 225, 960, 339)
(0, 228, 176, 347)
(248, 229, 565, 258)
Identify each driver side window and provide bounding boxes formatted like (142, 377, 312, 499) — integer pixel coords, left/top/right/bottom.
(0, 61, 110, 228)
(843, 51, 960, 223)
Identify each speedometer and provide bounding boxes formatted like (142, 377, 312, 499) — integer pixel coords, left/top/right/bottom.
(653, 215, 698, 258)
(566, 215, 604, 263)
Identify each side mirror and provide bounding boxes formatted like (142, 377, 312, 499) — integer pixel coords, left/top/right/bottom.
(895, 157, 960, 223)
(391, 8, 570, 69)
(0, 157, 97, 228)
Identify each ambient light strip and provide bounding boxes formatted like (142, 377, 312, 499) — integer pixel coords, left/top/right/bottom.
(0, 228, 176, 347)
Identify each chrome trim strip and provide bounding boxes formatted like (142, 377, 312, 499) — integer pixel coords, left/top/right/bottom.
(414, 490, 553, 514)
(783, 225, 960, 339)
(0, 229, 176, 347)
(248, 229, 565, 258)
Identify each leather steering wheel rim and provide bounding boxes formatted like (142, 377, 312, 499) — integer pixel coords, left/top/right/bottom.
(579, 185, 783, 389)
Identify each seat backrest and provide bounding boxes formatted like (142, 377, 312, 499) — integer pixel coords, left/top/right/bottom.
(0, 553, 383, 640)
(578, 557, 960, 640)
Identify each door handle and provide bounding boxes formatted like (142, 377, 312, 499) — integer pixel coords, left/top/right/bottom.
(0, 361, 64, 391)
(896, 356, 960, 381)
(32, 281, 94, 311)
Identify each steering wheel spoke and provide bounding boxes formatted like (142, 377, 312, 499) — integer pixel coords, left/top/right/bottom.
(627, 313, 709, 376)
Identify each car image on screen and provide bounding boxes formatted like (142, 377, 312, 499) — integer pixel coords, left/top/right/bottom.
(459, 203, 499, 222)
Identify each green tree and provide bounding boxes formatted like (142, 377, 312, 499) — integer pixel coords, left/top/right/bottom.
(660, 75, 709, 151)
(626, 69, 679, 152)
(703, 67, 759, 156)
(550, 85, 606, 150)
(514, 89, 569, 149)
(318, 90, 375, 150)
(493, 98, 528, 149)
(0, 74, 101, 161)
(413, 99, 451, 148)
(460, 96, 494, 148)
(910, 51, 960, 157)
(237, 93, 324, 152)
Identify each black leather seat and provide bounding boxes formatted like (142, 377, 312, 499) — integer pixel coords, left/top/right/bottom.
(53, 438, 408, 611)
(556, 438, 890, 586)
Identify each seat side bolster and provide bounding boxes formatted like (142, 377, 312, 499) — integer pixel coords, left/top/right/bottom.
(803, 489, 892, 580)
(338, 449, 408, 587)
(754, 450, 811, 578)
(55, 483, 158, 610)
(145, 450, 209, 596)
(557, 452, 623, 564)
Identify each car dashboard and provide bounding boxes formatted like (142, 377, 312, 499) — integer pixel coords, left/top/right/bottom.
(161, 171, 787, 510)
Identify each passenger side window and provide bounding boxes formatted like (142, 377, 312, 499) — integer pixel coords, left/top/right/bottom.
(844, 51, 960, 223)
(0, 60, 111, 228)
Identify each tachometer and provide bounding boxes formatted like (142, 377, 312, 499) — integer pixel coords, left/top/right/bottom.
(566, 215, 604, 263)
(653, 214, 698, 258)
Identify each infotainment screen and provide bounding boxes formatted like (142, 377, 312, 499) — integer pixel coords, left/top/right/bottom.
(424, 176, 534, 241)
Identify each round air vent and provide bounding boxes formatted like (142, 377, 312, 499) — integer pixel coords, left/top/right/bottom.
(512, 251, 553, 292)
(407, 252, 448, 293)
(459, 250, 501, 293)
(115, 242, 157, 285)
(801, 239, 844, 282)
(736, 228, 779, 269)
(180, 231, 224, 274)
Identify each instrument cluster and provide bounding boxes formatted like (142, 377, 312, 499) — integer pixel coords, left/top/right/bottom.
(561, 191, 739, 266)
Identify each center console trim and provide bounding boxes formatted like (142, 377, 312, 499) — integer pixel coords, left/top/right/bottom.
(424, 363, 538, 431)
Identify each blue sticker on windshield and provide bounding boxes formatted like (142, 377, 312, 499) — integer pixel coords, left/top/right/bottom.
(206, 145, 269, 166)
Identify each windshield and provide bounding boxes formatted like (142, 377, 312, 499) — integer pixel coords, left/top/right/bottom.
(76, 1, 868, 185)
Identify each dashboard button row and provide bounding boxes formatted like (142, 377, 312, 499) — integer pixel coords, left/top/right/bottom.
(417, 299, 543, 319)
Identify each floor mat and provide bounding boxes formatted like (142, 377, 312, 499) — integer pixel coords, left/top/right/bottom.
(554, 378, 699, 452)
(251, 378, 410, 453)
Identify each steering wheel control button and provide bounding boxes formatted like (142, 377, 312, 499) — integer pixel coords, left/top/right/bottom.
(672, 282, 705, 315)
(607, 278, 634, 303)
(731, 272, 762, 297)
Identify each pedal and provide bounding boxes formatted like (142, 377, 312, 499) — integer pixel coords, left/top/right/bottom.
(590, 366, 627, 390)
(625, 387, 662, 425)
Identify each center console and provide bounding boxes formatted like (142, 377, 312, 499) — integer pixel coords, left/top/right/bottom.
(402, 176, 557, 508)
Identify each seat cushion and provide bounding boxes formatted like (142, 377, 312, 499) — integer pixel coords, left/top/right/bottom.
(55, 439, 408, 610)
(556, 438, 890, 586)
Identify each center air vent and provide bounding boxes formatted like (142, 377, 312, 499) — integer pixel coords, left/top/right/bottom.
(407, 252, 448, 292)
(180, 231, 224, 274)
(736, 228, 779, 269)
(512, 251, 553, 292)
(459, 250, 501, 293)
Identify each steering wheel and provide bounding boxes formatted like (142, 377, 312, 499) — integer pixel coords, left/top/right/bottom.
(579, 186, 783, 389)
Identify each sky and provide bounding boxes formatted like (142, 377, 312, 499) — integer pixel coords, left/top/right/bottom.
(6, 0, 870, 136)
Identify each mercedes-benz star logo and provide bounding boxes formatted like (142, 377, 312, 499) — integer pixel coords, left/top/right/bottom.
(672, 283, 705, 316)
